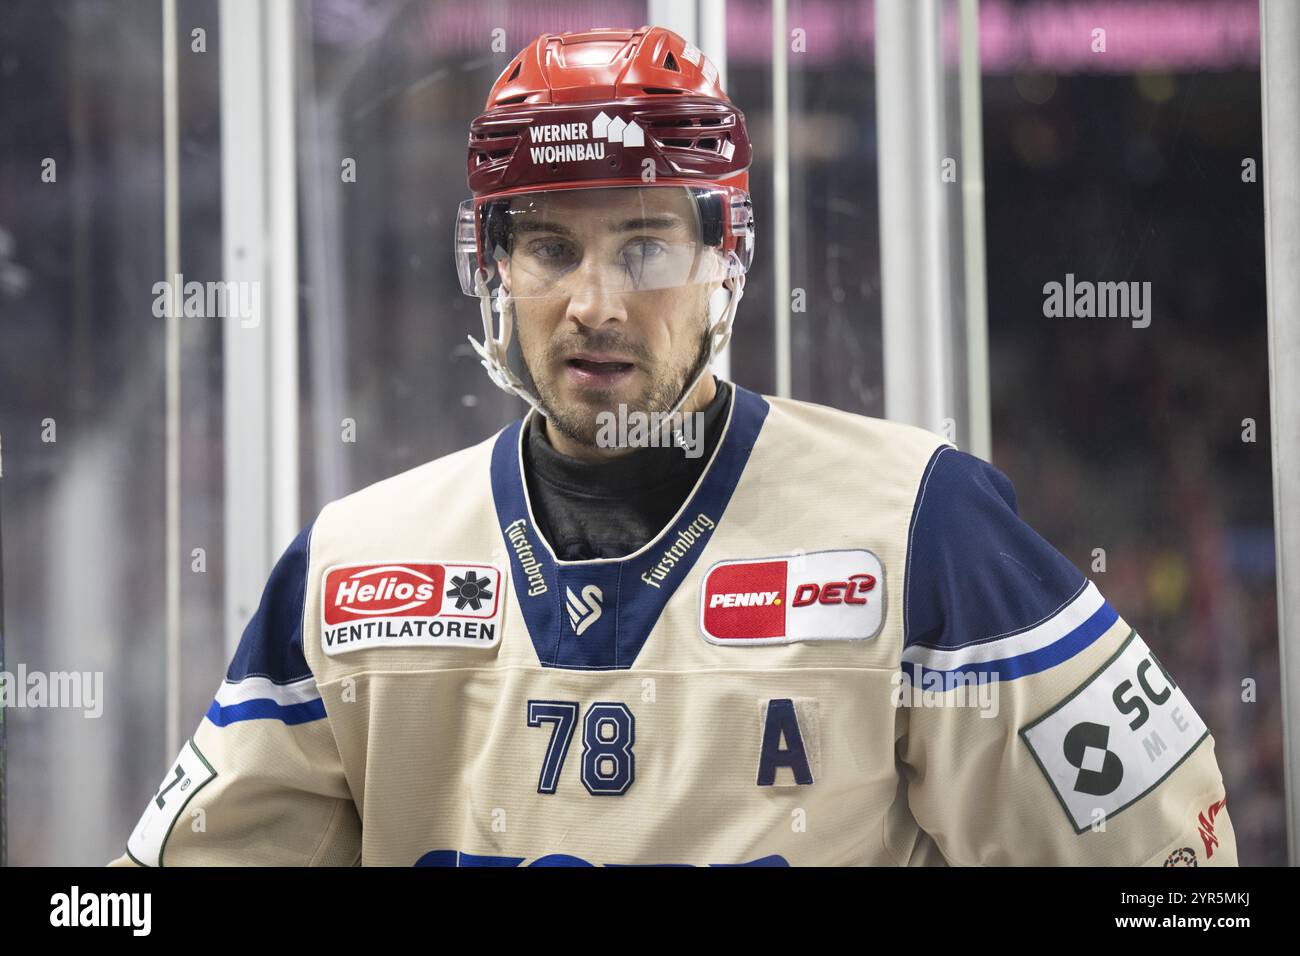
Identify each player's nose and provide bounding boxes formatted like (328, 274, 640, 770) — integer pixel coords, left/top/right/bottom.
(564, 272, 629, 329)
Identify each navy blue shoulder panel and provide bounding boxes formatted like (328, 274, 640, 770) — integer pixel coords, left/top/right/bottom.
(224, 522, 315, 684)
(903, 446, 1088, 654)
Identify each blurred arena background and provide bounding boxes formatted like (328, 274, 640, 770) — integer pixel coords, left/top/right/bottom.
(0, 0, 1291, 865)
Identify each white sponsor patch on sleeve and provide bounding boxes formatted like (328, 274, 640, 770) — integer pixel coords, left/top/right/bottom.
(126, 738, 216, 867)
(1020, 630, 1209, 833)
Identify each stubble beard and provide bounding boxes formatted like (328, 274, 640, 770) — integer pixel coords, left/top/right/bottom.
(518, 310, 712, 450)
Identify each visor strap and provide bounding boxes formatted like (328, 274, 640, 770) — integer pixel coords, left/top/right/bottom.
(665, 256, 745, 420)
(466, 268, 551, 418)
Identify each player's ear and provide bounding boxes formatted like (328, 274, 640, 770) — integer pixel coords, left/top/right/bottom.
(497, 256, 513, 294)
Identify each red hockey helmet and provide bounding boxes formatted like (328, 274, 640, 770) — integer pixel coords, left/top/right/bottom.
(457, 25, 754, 296)
(459, 26, 754, 414)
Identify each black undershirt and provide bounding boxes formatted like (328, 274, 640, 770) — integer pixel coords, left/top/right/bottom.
(523, 378, 733, 561)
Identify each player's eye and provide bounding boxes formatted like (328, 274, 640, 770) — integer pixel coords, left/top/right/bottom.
(620, 238, 668, 282)
(623, 238, 666, 260)
(525, 238, 576, 265)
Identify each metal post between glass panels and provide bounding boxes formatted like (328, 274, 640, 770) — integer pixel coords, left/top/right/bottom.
(1260, 0, 1300, 867)
(217, 0, 300, 668)
(875, 0, 955, 433)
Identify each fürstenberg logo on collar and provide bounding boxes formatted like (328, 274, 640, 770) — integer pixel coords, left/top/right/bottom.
(528, 112, 645, 165)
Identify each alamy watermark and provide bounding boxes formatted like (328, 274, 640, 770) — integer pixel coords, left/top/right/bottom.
(1042, 273, 1151, 328)
(50, 886, 150, 936)
(595, 405, 705, 458)
(0, 665, 104, 718)
(152, 273, 261, 328)
(889, 669, 1001, 719)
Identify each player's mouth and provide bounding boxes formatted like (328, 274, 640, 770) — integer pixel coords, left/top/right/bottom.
(563, 353, 637, 389)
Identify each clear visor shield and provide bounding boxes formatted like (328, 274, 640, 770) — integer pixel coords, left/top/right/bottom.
(455, 185, 751, 300)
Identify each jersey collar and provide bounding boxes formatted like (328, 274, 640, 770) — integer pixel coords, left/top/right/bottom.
(490, 382, 770, 669)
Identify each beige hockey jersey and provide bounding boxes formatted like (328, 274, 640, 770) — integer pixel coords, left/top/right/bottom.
(112, 383, 1237, 866)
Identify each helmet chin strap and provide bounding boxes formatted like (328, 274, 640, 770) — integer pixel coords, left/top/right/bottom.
(467, 254, 746, 424)
(467, 267, 550, 419)
(664, 268, 744, 420)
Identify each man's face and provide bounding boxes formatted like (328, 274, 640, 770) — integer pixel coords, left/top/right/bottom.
(498, 186, 724, 448)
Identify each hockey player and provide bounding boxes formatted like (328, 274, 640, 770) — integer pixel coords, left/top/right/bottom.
(113, 26, 1236, 866)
